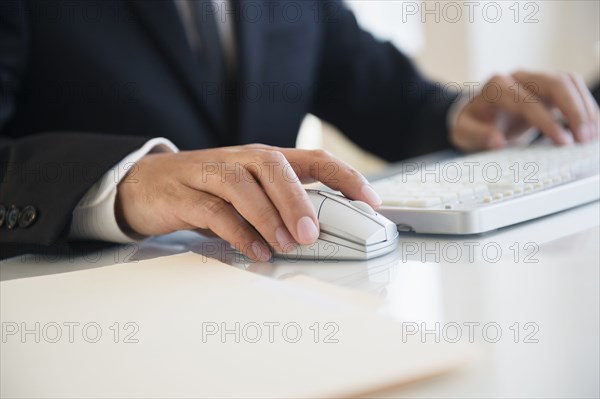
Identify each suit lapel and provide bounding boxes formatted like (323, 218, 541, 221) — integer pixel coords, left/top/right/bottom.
(128, 0, 225, 139)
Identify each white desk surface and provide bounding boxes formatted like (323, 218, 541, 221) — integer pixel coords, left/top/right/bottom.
(2, 201, 599, 397)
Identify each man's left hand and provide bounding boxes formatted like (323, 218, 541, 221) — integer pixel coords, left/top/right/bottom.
(450, 71, 599, 152)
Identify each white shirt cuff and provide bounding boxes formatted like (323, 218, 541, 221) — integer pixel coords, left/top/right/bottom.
(69, 138, 179, 243)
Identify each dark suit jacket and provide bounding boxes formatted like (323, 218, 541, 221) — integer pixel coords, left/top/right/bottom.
(0, 0, 457, 249)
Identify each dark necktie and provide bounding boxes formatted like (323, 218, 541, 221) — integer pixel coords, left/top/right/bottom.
(191, 0, 228, 131)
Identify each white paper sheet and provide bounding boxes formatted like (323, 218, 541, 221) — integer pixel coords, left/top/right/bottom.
(1, 252, 474, 398)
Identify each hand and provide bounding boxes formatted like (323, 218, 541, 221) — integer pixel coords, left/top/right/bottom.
(450, 71, 600, 152)
(115, 144, 382, 261)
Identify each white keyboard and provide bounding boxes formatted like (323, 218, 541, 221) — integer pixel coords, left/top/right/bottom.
(372, 140, 600, 234)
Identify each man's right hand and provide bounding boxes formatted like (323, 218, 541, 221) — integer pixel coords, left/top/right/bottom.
(115, 144, 382, 261)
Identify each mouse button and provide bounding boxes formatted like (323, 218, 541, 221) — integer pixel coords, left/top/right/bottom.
(314, 190, 338, 198)
(305, 191, 327, 214)
(349, 200, 376, 215)
(318, 199, 387, 245)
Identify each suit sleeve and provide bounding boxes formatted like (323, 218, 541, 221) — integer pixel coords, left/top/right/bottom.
(0, 133, 151, 245)
(310, 1, 459, 162)
(0, 1, 149, 246)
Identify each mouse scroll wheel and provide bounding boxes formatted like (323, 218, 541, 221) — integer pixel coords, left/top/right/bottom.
(349, 200, 376, 215)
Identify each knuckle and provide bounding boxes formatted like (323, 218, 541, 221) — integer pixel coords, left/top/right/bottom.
(283, 189, 315, 215)
(253, 204, 280, 227)
(248, 149, 268, 164)
(230, 220, 253, 243)
(312, 149, 333, 159)
(244, 143, 272, 151)
(287, 187, 309, 203)
(202, 197, 229, 217)
(253, 149, 285, 165)
(265, 150, 287, 164)
(489, 74, 509, 87)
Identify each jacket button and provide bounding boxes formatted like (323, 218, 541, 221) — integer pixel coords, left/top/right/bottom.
(6, 206, 19, 230)
(0, 205, 5, 227)
(18, 206, 38, 228)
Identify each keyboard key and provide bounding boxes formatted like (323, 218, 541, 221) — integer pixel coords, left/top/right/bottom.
(487, 180, 523, 190)
(473, 183, 489, 194)
(402, 197, 442, 208)
(455, 187, 474, 198)
(561, 172, 572, 181)
(381, 196, 418, 206)
(432, 191, 459, 203)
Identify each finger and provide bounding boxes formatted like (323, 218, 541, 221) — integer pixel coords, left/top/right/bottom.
(276, 148, 383, 209)
(239, 145, 383, 209)
(187, 162, 300, 250)
(451, 111, 506, 151)
(512, 71, 589, 142)
(487, 75, 568, 145)
(569, 74, 600, 140)
(177, 189, 271, 262)
(239, 151, 320, 246)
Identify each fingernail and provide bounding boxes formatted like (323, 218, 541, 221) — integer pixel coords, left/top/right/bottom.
(362, 185, 382, 207)
(296, 216, 319, 244)
(275, 227, 297, 251)
(250, 242, 271, 262)
(560, 129, 573, 145)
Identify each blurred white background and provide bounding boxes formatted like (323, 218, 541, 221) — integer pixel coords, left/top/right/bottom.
(296, 0, 600, 173)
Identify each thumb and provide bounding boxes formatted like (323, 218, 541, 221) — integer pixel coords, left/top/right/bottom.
(452, 114, 507, 152)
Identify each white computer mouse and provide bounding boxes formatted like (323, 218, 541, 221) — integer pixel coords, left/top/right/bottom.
(273, 189, 400, 261)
